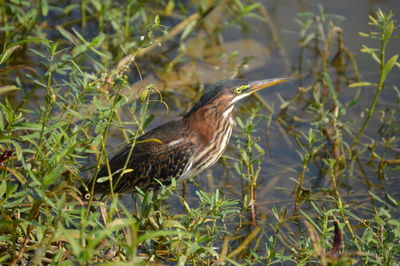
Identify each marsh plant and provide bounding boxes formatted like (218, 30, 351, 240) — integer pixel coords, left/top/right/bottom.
(0, 0, 399, 265)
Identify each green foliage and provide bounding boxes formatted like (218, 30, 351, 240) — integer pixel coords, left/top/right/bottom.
(0, 0, 266, 264)
(352, 10, 399, 147)
(0, 1, 399, 265)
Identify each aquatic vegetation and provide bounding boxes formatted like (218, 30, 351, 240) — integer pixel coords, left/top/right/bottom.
(0, 1, 399, 264)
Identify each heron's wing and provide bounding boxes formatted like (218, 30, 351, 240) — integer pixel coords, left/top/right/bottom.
(91, 137, 195, 194)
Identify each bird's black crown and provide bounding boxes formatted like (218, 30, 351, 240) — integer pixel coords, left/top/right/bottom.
(186, 79, 250, 115)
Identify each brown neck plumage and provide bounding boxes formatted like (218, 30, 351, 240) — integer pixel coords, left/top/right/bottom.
(183, 97, 234, 148)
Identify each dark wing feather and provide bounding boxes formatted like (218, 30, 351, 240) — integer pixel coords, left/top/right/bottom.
(86, 120, 194, 195)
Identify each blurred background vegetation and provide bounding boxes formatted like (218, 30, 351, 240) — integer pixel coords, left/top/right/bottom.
(0, 0, 399, 264)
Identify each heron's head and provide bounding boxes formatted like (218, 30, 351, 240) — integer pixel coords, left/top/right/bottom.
(186, 78, 288, 117)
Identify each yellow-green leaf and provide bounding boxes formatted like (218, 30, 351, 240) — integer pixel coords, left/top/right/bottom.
(349, 82, 374, 88)
(0, 85, 20, 95)
(136, 138, 163, 145)
(162, 220, 186, 230)
(0, 45, 22, 64)
(122, 169, 134, 174)
(382, 55, 398, 82)
(2, 167, 27, 184)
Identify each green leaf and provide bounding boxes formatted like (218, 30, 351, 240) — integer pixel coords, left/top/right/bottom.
(254, 143, 265, 155)
(11, 122, 43, 131)
(71, 28, 110, 58)
(56, 26, 78, 45)
(43, 164, 65, 187)
(143, 114, 154, 129)
(322, 72, 336, 103)
(349, 82, 374, 87)
(91, 33, 105, 46)
(0, 45, 21, 64)
(178, 255, 188, 266)
(72, 44, 88, 57)
(300, 33, 315, 46)
(185, 242, 201, 256)
(0, 111, 3, 130)
(300, 209, 322, 234)
(7, 38, 51, 47)
(68, 109, 84, 120)
(388, 219, 400, 226)
(381, 55, 398, 82)
(0, 181, 6, 198)
(44, 121, 67, 134)
(383, 20, 394, 43)
(96, 176, 110, 183)
(181, 20, 197, 40)
(136, 137, 163, 145)
(4, 167, 26, 185)
(11, 140, 23, 160)
(165, 0, 174, 14)
(360, 45, 380, 63)
(0, 85, 20, 95)
(41, 0, 49, 16)
(162, 220, 186, 230)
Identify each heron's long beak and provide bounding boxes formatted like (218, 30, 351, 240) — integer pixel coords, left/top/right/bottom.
(247, 78, 288, 94)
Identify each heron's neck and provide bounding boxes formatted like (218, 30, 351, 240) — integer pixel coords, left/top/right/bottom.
(183, 103, 234, 145)
(182, 103, 235, 177)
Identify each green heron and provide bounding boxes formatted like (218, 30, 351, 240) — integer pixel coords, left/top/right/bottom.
(82, 78, 287, 197)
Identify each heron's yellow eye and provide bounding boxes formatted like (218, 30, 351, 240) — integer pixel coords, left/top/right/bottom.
(234, 85, 249, 94)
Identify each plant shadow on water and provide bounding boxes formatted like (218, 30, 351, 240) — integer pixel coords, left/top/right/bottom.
(0, 0, 399, 264)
